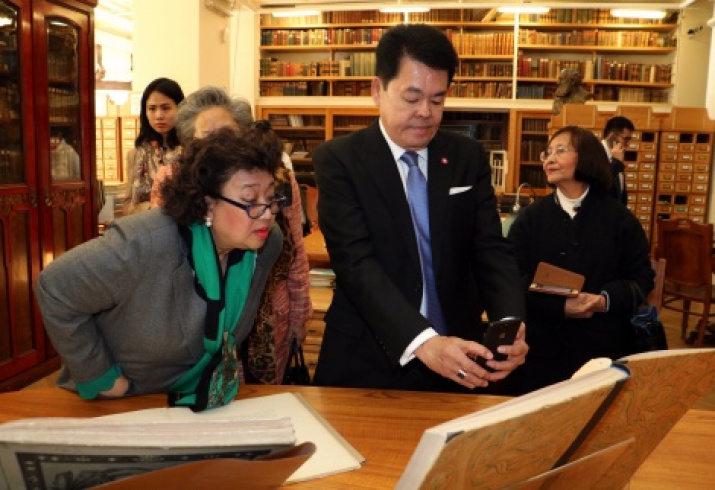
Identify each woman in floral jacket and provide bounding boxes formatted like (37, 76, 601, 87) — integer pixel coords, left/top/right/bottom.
(123, 77, 184, 214)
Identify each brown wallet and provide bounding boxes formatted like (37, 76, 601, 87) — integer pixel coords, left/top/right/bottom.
(528, 262, 585, 297)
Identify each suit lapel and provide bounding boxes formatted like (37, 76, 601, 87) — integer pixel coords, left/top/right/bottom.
(359, 122, 421, 270)
(427, 132, 455, 276)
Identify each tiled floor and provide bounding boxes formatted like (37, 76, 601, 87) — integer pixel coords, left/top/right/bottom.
(22, 301, 715, 409)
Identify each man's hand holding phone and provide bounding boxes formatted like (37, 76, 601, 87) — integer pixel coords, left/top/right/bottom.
(414, 318, 528, 389)
(607, 132, 625, 161)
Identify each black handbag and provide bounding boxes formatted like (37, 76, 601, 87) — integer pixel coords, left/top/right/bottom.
(630, 282, 668, 353)
(282, 338, 311, 385)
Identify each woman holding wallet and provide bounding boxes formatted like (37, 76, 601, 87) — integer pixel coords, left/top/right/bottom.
(507, 125, 654, 393)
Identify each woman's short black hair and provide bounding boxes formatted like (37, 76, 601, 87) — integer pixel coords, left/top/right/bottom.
(135, 77, 185, 149)
(162, 125, 281, 225)
(375, 23, 458, 89)
(551, 125, 613, 194)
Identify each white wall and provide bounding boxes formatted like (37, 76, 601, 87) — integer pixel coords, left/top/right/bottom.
(132, 0, 231, 96)
(673, 0, 712, 107)
(231, 7, 259, 109)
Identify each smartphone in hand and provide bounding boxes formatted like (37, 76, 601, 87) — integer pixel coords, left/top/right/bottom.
(606, 132, 619, 149)
(474, 316, 522, 371)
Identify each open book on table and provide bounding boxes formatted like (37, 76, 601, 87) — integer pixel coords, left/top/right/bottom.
(0, 392, 364, 490)
(396, 348, 715, 490)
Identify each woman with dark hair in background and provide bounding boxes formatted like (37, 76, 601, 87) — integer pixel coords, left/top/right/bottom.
(508, 126, 653, 393)
(124, 77, 185, 214)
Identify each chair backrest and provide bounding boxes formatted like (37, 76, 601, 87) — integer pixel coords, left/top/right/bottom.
(648, 258, 666, 311)
(655, 219, 713, 289)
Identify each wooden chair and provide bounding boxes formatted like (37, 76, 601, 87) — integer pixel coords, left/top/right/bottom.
(655, 219, 715, 347)
(648, 258, 666, 312)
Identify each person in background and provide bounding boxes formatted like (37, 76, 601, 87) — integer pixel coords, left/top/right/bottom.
(153, 86, 311, 384)
(49, 129, 80, 181)
(602, 116, 635, 205)
(312, 23, 528, 393)
(36, 127, 285, 411)
(123, 77, 184, 214)
(507, 126, 653, 393)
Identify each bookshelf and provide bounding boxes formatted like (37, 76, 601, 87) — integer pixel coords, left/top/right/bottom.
(257, 106, 509, 172)
(258, 8, 678, 103)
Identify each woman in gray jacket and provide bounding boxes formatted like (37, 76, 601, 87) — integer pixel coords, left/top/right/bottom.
(36, 126, 285, 411)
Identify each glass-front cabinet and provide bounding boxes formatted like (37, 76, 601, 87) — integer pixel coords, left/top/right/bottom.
(0, 0, 96, 391)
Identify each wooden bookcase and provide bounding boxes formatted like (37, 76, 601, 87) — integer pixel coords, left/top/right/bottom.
(259, 8, 678, 103)
(257, 106, 510, 175)
(0, 0, 97, 391)
(507, 109, 552, 193)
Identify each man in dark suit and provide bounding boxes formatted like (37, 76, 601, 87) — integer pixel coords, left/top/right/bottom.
(312, 24, 528, 393)
(602, 116, 635, 204)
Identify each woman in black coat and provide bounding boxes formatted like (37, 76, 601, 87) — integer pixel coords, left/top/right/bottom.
(508, 126, 654, 393)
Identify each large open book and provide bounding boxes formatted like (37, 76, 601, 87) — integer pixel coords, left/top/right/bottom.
(0, 392, 364, 489)
(396, 348, 715, 490)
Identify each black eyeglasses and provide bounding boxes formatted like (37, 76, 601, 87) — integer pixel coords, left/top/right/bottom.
(615, 132, 633, 143)
(214, 193, 287, 219)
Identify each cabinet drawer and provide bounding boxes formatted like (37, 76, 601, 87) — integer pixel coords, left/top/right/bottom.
(680, 143, 695, 152)
(637, 193, 652, 203)
(658, 182, 674, 192)
(662, 132, 679, 142)
(101, 118, 116, 129)
(122, 118, 137, 129)
(695, 143, 711, 152)
(693, 183, 708, 192)
(679, 153, 694, 162)
(662, 143, 679, 152)
(694, 153, 710, 163)
(638, 171, 654, 181)
(658, 172, 675, 182)
(637, 182, 653, 191)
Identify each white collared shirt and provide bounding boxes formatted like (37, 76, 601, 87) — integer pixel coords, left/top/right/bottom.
(377, 119, 438, 366)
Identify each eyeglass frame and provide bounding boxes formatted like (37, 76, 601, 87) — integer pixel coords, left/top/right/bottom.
(539, 147, 577, 162)
(613, 131, 633, 143)
(212, 192, 287, 219)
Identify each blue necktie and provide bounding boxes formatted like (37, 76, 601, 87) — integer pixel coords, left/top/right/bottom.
(401, 151, 447, 335)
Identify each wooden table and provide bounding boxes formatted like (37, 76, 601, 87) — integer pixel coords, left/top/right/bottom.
(303, 228, 330, 269)
(0, 386, 712, 489)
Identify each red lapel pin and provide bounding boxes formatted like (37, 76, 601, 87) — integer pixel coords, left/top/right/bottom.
(440, 157, 448, 165)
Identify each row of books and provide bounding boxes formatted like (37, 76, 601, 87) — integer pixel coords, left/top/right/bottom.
(521, 9, 675, 25)
(451, 82, 512, 99)
(260, 28, 386, 47)
(451, 32, 514, 56)
(259, 9, 675, 28)
(516, 57, 673, 84)
(262, 56, 374, 78)
(521, 118, 549, 132)
(517, 57, 586, 78)
(520, 139, 547, 162)
(332, 82, 372, 97)
(594, 61, 672, 84)
(259, 81, 328, 97)
(309, 268, 335, 288)
(459, 61, 513, 78)
(519, 29, 675, 48)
